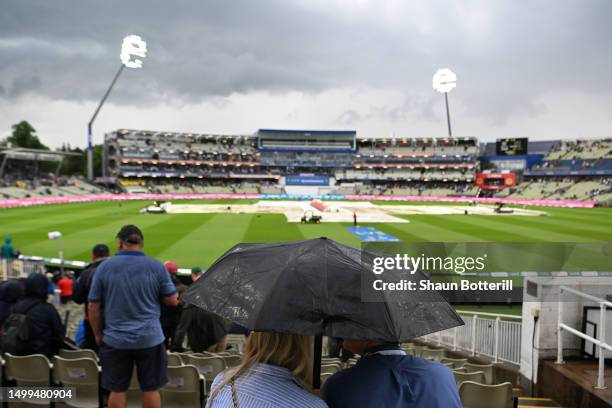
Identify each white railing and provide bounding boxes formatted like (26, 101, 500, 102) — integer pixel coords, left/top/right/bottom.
(557, 285, 611, 389)
(423, 310, 522, 365)
(1, 259, 46, 281)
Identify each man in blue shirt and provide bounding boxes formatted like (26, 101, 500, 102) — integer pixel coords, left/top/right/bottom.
(88, 225, 178, 408)
(321, 339, 461, 408)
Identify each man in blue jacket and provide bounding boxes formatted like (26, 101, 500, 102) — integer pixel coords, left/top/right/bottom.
(322, 339, 461, 408)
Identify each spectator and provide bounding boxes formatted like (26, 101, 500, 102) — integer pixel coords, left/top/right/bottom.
(11, 272, 65, 358)
(207, 332, 326, 408)
(172, 266, 227, 353)
(163, 260, 180, 285)
(88, 225, 178, 408)
(73, 243, 110, 350)
(47, 272, 55, 296)
(228, 321, 250, 337)
(321, 339, 461, 408)
(160, 260, 183, 348)
(57, 274, 74, 304)
(0, 280, 24, 327)
(327, 337, 354, 363)
(1, 236, 17, 279)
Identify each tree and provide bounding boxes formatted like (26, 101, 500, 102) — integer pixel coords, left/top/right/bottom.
(5, 121, 49, 150)
(58, 144, 86, 176)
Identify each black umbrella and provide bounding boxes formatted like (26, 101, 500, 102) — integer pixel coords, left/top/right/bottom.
(182, 237, 463, 388)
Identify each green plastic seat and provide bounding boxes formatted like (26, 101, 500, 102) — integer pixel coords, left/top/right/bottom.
(53, 356, 101, 408)
(458, 381, 513, 408)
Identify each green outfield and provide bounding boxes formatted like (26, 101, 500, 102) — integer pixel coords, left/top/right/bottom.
(2, 199, 611, 270)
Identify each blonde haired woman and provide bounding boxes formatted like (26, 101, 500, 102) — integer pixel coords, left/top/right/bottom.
(206, 332, 327, 408)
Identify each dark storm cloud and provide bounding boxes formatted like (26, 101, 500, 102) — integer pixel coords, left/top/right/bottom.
(1, 0, 611, 125)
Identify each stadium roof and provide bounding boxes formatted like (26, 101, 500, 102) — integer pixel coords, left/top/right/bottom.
(0, 147, 81, 158)
(258, 129, 356, 135)
(0, 147, 81, 177)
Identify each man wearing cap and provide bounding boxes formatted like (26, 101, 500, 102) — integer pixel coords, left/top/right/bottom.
(73, 244, 110, 350)
(88, 225, 178, 408)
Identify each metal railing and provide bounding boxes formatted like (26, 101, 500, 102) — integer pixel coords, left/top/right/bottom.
(1, 258, 46, 280)
(423, 310, 522, 365)
(557, 285, 611, 389)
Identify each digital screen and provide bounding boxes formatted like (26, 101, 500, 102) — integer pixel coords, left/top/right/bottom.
(496, 138, 528, 156)
(484, 178, 506, 186)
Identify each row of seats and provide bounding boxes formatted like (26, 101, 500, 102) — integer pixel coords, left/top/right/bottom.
(508, 179, 611, 202)
(1, 348, 245, 408)
(401, 343, 515, 408)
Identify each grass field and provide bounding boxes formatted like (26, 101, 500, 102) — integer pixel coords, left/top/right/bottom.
(2, 199, 611, 270)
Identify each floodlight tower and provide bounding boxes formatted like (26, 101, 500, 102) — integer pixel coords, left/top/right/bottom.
(432, 68, 457, 137)
(87, 35, 147, 180)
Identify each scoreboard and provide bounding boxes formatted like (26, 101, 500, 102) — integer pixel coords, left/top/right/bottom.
(496, 138, 528, 156)
(475, 172, 517, 190)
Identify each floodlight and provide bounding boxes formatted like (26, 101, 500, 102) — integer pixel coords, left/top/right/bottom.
(432, 68, 457, 93)
(87, 34, 147, 180)
(432, 68, 457, 137)
(120, 35, 148, 69)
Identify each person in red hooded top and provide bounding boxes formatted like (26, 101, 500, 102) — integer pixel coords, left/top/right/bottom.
(57, 274, 73, 304)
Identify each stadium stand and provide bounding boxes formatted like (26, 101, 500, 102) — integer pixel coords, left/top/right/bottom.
(480, 137, 611, 204)
(104, 130, 479, 198)
(0, 130, 608, 204)
(0, 177, 105, 199)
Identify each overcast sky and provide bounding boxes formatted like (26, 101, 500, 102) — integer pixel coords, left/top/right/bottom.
(1, 0, 611, 148)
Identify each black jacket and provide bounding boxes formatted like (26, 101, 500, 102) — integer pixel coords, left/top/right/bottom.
(0, 280, 24, 327)
(12, 273, 65, 358)
(172, 304, 227, 352)
(160, 272, 181, 329)
(73, 258, 106, 316)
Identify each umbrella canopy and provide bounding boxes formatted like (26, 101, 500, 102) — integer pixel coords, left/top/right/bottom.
(182, 237, 463, 342)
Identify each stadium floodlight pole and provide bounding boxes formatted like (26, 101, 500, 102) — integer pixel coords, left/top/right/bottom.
(87, 64, 124, 180)
(432, 68, 457, 137)
(87, 35, 148, 180)
(444, 92, 452, 137)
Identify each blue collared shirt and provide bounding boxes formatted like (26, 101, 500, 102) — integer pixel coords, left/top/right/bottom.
(88, 250, 176, 349)
(207, 363, 327, 408)
(322, 345, 462, 408)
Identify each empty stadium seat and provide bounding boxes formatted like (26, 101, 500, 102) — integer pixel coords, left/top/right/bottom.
(181, 355, 226, 394)
(453, 370, 487, 386)
(320, 363, 342, 374)
(420, 348, 446, 361)
(168, 353, 184, 366)
(4, 353, 53, 405)
(347, 358, 359, 367)
(458, 381, 514, 408)
(441, 357, 468, 369)
(161, 365, 204, 408)
(410, 345, 428, 357)
(320, 372, 334, 385)
(59, 348, 99, 362)
(52, 356, 102, 408)
(464, 362, 496, 385)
